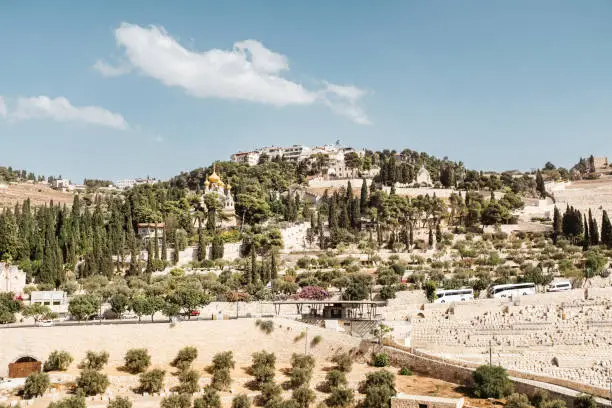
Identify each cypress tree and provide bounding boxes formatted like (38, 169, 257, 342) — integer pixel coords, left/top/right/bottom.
(428, 227, 434, 247)
(172, 245, 179, 265)
(409, 223, 414, 247)
(552, 206, 562, 244)
(351, 198, 361, 230)
(360, 179, 368, 210)
(583, 215, 590, 250)
(153, 228, 159, 260)
(601, 210, 612, 248)
(536, 170, 546, 198)
(211, 234, 224, 260)
(589, 209, 599, 245)
(250, 247, 257, 284)
(270, 252, 278, 280)
(161, 230, 167, 261)
(146, 240, 154, 273)
(435, 223, 442, 243)
(197, 228, 206, 262)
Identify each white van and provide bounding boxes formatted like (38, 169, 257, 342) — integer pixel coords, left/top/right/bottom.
(547, 280, 571, 292)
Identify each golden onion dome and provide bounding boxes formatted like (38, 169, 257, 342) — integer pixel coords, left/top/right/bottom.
(208, 171, 221, 184)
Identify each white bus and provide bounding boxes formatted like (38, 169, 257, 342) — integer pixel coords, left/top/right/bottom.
(547, 280, 571, 292)
(489, 283, 536, 299)
(434, 288, 474, 304)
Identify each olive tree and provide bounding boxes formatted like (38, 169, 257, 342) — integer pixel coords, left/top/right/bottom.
(123, 349, 151, 374)
(23, 372, 50, 399)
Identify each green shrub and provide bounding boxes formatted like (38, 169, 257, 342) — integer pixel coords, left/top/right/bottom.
(79, 351, 109, 371)
(256, 320, 274, 334)
(359, 370, 396, 394)
(176, 369, 200, 394)
(171, 346, 198, 371)
(107, 396, 133, 408)
(399, 367, 413, 376)
(324, 370, 347, 391)
(193, 386, 221, 408)
(331, 353, 353, 373)
(471, 365, 513, 398)
(541, 400, 567, 408)
(250, 351, 276, 388)
(210, 351, 234, 391)
(124, 349, 151, 374)
(160, 394, 192, 408)
(310, 335, 322, 347)
(361, 385, 395, 408)
(358, 371, 397, 408)
(325, 387, 354, 408)
(47, 396, 86, 408)
(289, 367, 312, 389)
(75, 369, 109, 396)
(505, 393, 532, 408)
(44, 350, 74, 372)
(139, 369, 166, 393)
(292, 386, 315, 408)
(372, 353, 390, 367)
(258, 381, 281, 406)
(23, 372, 49, 399)
(231, 394, 251, 408)
(530, 389, 549, 408)
(574, 395, 597, 408)
(212, 351, 235, 371)
(293, 331, 306, 342)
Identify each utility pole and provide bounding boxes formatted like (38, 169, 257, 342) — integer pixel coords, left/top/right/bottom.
(489, 339, 492, 366)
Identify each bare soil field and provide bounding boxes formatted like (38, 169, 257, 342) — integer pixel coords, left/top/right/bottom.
(0, 182, 74, 207)
(14, 361, 496, 408)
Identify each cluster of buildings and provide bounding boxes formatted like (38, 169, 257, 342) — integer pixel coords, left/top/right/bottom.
(231, 143, 368, 179)
(49, 177, 159, 192)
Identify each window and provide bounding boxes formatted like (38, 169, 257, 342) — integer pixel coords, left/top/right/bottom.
(419, 403, 429, 408)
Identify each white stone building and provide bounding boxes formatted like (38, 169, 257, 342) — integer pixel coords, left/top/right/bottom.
(30, 291, 67, 306)
(137, 222, 165, 246)
(415, 165, 433, 187)
(231, 151, 260, 166)
(116, 179, 136, 189)
(0, 263, 27, 295)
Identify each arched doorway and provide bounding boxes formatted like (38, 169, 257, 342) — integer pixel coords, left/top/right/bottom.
(8, 355, 42, 378)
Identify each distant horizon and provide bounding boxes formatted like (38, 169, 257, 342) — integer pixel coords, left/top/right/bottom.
(2, 143, 607, 184)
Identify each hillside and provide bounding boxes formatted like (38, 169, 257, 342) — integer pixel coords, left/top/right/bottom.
(0, 182, 74, 207)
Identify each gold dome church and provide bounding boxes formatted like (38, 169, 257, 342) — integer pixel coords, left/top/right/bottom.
(202, 165, 237, 228)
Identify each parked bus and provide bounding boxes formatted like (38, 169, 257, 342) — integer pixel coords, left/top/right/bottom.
(489, 283, 536, 299)
(434, 288, 474, 304)
(547, 280, 572, 292)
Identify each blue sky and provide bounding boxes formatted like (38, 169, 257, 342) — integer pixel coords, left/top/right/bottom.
(1, 1, 611, 182)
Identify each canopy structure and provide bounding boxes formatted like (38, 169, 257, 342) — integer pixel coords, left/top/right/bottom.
(272, 300, 386, 321)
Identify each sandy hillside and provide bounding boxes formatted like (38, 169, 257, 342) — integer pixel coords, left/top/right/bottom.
(0, 182, 75, 207)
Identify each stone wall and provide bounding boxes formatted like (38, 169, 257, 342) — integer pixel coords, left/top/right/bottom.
(0, 318, 362, 378)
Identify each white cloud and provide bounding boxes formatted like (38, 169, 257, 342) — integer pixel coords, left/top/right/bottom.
(321, 83, 372, 125)
(0, 96, 6, 118)
(4, 96, 128, 130)
(96, 23, 370, 124)
(93, 60, 133, 77)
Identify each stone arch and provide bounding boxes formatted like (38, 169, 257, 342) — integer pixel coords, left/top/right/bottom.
(9, 354, 42, 378)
